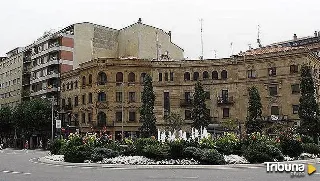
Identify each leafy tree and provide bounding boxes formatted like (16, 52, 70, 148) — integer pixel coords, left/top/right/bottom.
(246, 86, 263, 134)
(139, 74, 157, 137)
(0, 106, 13, 137)
(13, 98, 52, 138)
(191, 81, 210, 130)
(298, 64, 320, 142)
(164, 112, 184, 132)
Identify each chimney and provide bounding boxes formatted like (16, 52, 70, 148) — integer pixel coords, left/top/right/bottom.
(293, 34, 297, 41)
(168, 31, 171, 41)
(315, 31, 318, 37)
(138, 18, 142, 24)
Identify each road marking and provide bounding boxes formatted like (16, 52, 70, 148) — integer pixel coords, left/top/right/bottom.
(82, 167, 94, 169)
(2, 171, 10, 173)
(23, 172, 31, 175)
(65, 166, 76, 168)
(52, 164, 62, 167)
(148, 176, 199, 179)
(12, 171, 20, 174)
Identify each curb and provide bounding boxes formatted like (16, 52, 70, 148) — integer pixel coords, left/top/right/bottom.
(36, 157, 265, 169)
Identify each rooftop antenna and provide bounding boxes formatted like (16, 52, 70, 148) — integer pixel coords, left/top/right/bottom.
(257, 25, 262, 48)
(200, 18, 204, 60)
(156, 32, 159, 60)
(248, 44, 253, 50)
(213, 50, 217, 58)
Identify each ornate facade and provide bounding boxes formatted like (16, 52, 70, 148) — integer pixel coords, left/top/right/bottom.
(60, 46, 320, 138)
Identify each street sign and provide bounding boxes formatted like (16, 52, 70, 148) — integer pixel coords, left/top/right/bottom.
(56, 120, 61, 129)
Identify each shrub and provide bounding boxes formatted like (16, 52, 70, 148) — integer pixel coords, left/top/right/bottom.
(63, 145, 92, 163)
(244, 142, 284, 163)
(301, 135, 314, 144)
(200, 149, 225, 165)
(134, 138, 158, 156)
(183, 147, 200, 159)
(183, 147, 225, 165)
(142, 143, 170, 160)
(50, 139, 66, 155)
(167, 140, 185, 159)
(90, 148, 119, 162)
(215, 133, 240, 155)
(279, 129, 302, 158)
(199, 138, 215, 149)
(302, 143, 320, 155)
(280, 139, 303, 158)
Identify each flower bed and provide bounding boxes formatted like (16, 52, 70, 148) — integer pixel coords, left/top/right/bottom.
(49, 131, 320, 164)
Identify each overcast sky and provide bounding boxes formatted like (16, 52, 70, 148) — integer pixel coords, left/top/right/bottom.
(0, 0, 319, 59)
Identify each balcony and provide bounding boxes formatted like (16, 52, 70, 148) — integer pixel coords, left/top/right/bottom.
(21, 91, 30, 98)
(97, 81, 107, 86)
(22, 80, 30, 86)
(106, 122, 115, 127)
(23, 67, 31, 75)
(23, 57, 31, 63)
(217, 96, 234, 106)
(96, 101, 108, 109)
(31, 45, 73, 60)
(180, 99, 192, 107)
(31, 59, 60, 72)
(64, 105, 72, 111)
(30, 71, 60, 84)
(30, 86, 60, 97)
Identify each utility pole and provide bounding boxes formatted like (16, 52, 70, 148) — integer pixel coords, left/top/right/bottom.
(200, 18, 204, 60)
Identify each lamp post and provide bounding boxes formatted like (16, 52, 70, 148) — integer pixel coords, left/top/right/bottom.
(48, 97, 55, 142)
(121, 82, 124, 140)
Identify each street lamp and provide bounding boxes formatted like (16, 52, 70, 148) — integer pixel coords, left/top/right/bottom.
(48, 97, 55, 142)
(121, 82, 124, 141)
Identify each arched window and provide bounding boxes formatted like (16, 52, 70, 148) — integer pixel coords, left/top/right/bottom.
(82, 76, 86, 86)
(66, 82, 70, 90)
(203, 71, 209, 79)
(97, 72, 107, 85)
(74, 80, 78, 88)
(141, 73, 146, 83)
(88, 93, 92, 103)
(70, 81, 73, 90)
(221, 70, 228, 80)
(116, 72, 123, 82)
(98, 92, 106, 102)
(184, 72, 190, 81)
(128, 72, 135, 83)
(88, 74, 92, 84)
(193, 72, 199, 81)
(97, 112, 107, 127)
(212, 71, 218, 80)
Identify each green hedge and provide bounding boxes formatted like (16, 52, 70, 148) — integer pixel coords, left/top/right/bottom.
(302, 143, 320, 155)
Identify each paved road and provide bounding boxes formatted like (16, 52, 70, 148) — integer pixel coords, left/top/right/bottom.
(0, 148, 319, 181)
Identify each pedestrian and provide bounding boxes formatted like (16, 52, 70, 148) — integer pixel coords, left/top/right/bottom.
(24, 141, 29, 150)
